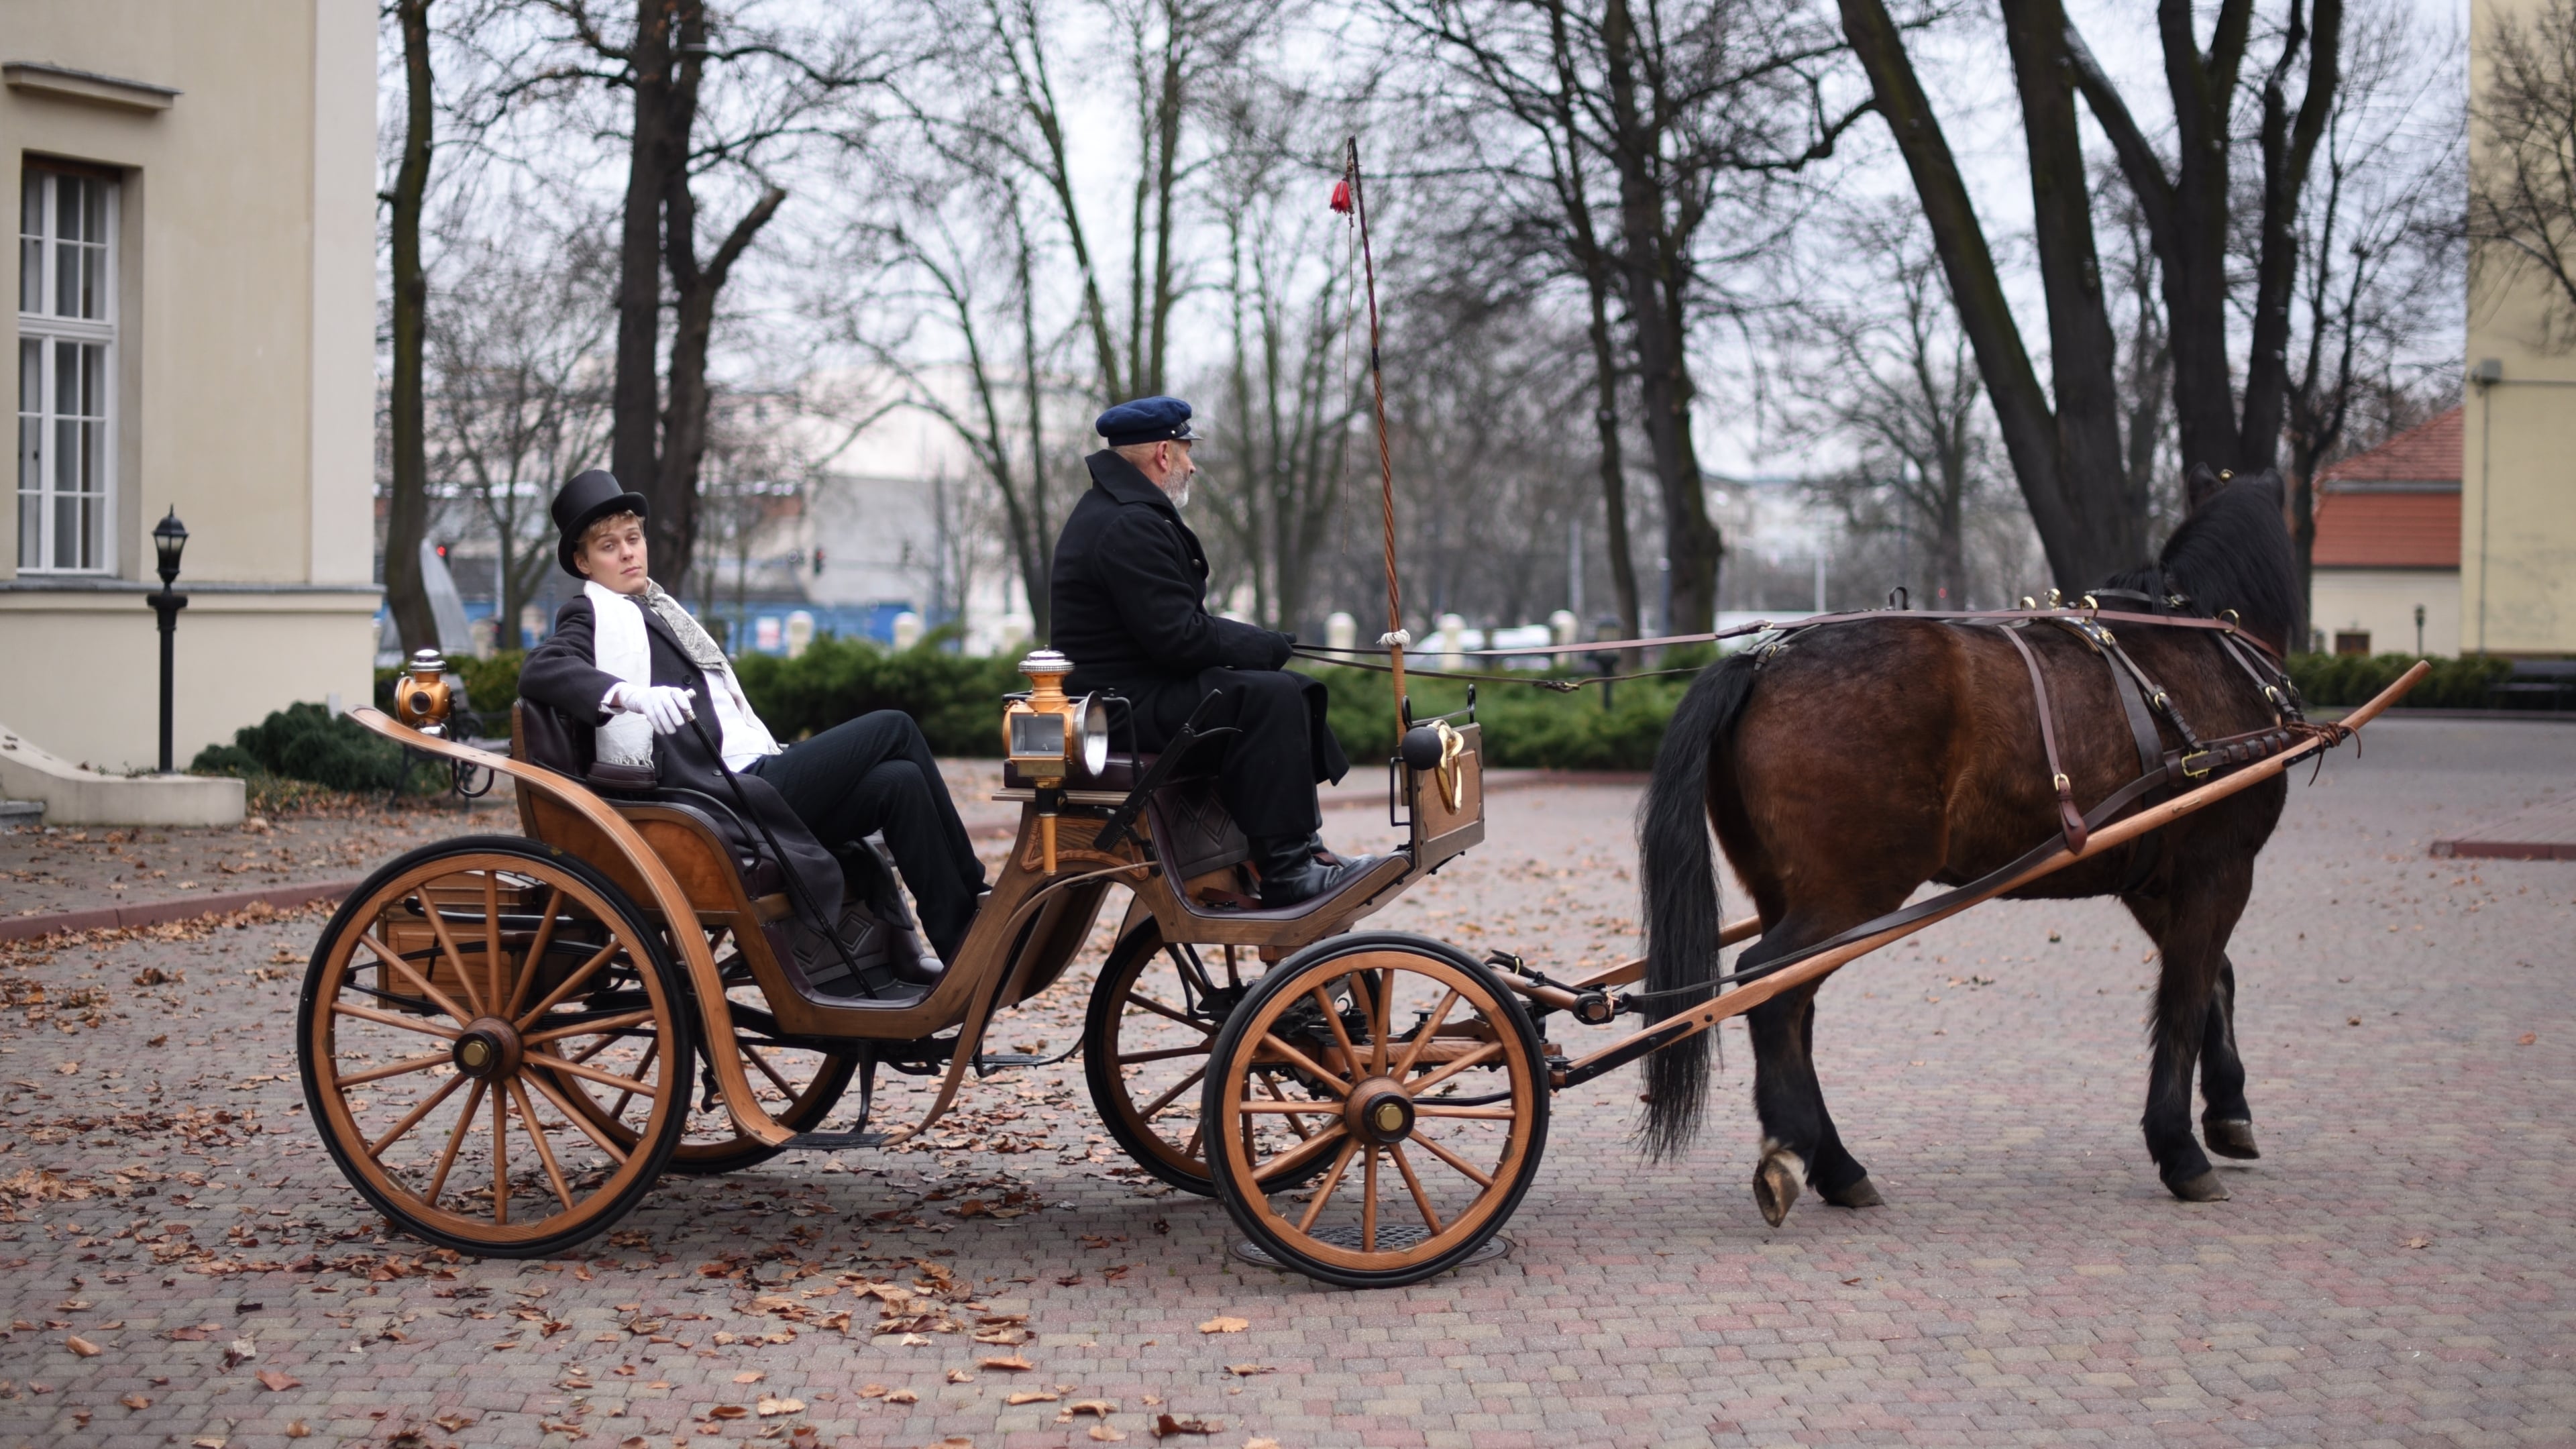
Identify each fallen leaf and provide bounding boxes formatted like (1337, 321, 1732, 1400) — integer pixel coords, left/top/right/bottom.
(1009, 1391, 1061, 1404)
(947, 1367, 974, 1383)
(734, 1371, 766, 1384)
(1154, 1414, 1220, 1437)
(1068, 1400, 1119, 1417)
(193, 1439, 225, 1449)
(119, 1393, 150, 1409)
(885, 1388, 919, 1404)
(1226, 1364, 1272, 1377)
(981, 1353, 1034, 1371)
(256, 1369, 301, 1392)
(707, 1404, 750, 1420)
(284, 1425, 311, 1440)
(755, 1396, 805, 1417)
(857, 1384, 888, 1399)
(433, 1412, 476, 1430)
(65, 1334, 101, 1356)
(2404, 1235, 2432, 1249)
(1197, 1317, 1248, 1334)
(1090, 1428, 1126, 1444)
(2519, 1032, 2538, 1045)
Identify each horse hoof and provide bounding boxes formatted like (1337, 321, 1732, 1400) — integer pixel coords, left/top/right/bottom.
(2169, 1169, 2231, 1202)
(2203, 1118, 2261, 1160)
(1754, 1143, 1803, 1227)
(1823, 1175, 1884, 1209)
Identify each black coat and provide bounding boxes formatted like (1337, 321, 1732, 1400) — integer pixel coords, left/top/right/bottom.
(1050, 449, 1292, 696)
(519, 594, 843, 923)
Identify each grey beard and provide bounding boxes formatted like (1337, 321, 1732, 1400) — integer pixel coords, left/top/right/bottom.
(1169, 476, 1191, 509)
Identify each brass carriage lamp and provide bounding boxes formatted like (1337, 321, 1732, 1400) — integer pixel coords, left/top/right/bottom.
(146, 508, 189, 773)
(1003, 649, 1110, 873)
(394, 649, 455, 737)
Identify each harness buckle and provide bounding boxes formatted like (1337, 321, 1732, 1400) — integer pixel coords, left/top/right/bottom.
(2051, 771, 2072, 794)
(2181, 751, 2216, 779)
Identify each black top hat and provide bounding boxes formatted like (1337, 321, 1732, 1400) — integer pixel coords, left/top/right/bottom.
(551, 470, 651, 579)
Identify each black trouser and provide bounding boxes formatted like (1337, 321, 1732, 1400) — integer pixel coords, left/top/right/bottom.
(746, 711, 987, 958)
(1118, 667, 1349, 840)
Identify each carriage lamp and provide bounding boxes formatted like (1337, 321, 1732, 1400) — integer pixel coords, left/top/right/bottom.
(1003, 649, 1110, 873)
(146, 508, 189, 772)
(394, 649, 455, 737)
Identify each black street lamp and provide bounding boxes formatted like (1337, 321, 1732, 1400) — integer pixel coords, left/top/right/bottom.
(147, 507, 189, 773)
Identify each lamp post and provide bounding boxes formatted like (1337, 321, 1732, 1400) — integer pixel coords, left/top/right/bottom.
(147, 508, 189, 773)
(2414, 603, 2426, 658)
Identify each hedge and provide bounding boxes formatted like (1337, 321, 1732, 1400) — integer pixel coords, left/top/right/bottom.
(2286, 652, 2514, 710)
(733, 634, 1026, 757)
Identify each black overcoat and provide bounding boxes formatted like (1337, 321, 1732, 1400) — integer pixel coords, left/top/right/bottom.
(519, 594, 844, 922)
(1049, 449, 1347, 837)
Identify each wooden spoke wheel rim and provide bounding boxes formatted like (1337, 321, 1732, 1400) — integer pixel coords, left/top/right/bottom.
(550, 938, 857, 1177)
(297, 838, 691, 1256)
(1203, 936, 1546, 1287)
(1084, 924, 1236, 1195)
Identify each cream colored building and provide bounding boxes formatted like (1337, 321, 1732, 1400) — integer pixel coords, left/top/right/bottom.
(2, 1, 378, 782)
(2467, 0, 2576, 657)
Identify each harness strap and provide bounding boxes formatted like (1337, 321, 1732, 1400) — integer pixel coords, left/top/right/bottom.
(2093, 629, 2171, 894)
(1994, 623, 2088, 855)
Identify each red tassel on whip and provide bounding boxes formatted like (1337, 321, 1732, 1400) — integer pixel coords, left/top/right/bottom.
(1329, 177, 1352, 213)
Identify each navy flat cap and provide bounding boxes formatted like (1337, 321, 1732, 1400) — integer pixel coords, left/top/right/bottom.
(1095, 396, 1199, 448)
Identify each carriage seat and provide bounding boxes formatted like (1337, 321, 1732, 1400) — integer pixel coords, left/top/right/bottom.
(508, 700, 786, 900)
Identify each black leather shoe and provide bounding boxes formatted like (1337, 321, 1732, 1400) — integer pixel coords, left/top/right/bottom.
(1252, 833, 1383, 910)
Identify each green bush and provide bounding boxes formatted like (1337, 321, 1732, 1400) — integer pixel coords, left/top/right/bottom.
(191, 701, 429, 794)
(1303, 658, 1697, 772)
(734, 633, 1026, 757)
(2288, 652, 2515, 710)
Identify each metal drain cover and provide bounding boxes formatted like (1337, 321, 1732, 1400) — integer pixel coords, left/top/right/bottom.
(1230, 1228, 1512, 1271)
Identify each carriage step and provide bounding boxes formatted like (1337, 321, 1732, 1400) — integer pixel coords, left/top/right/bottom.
(782, 1129, 887, 1152)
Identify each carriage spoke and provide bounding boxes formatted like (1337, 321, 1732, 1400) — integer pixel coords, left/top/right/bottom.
(741, 1044, 798, 1100)
(1118, 1043, 1210, 1066)
(1257, 1033, 1351, 1097)
(1405, 1041, 1503, 1097)
(1371, 969, 1393, 1075)
(1258, 1072, 1318, 1139)
(1392, 989, 1461, 1079)
(360, 932, 472, 1024)
(1236, 1100, 1345, 1113)
(508, 1079, 576, 1214)
(1412, 1104, 1517, 1119)
(1405, 1128, 1494, 1188)
(527, 1053, 655, 1094)
(502, 886, 564, 1020)
(421, 894, 490, 1018)
(1124, 991, 1214, 1033)
(336, 1051, 452, 1087)
(1296, 1139, 1362, 1232)
(490, 1083, 510, 1224)
(1252, 1121, 1349, 1185)
(523, 1008, 657, 1046)
(331, 1001, 461, 1039)
(483, 872, 505, 1027)
(1389, 1143, 1442, 1234)
(608, 1039, 659, 1122)
(367, 1073, 467, 1159)
(517, 941, 621, 1029)
(1309, 983, 1362, 1072)
(1362, 1146, 1381, 1252)
(425, 1080, 486, 1208)
(523, 1069, 631, 1165)
(1183, 1122, 1204, 1161)
(1222, 945, 1242, 989)
(1138, 1065, 1208, 1120)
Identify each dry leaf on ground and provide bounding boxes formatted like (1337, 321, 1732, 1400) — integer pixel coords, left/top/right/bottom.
(1246, 1440, 1282, 1449)
(981, 1353, 1034, 1371)
(1155, 1414, 1221, 1437)
(1067, 1399, 1119, 1417)
(734, 1371, 765, 1384)
(1197, 1317, 1248, 1334)
(1009, 1390, 1061, 1404)
(284, 1425, 311, 1440)
(1226, 1364, 1272, 1376)
(65, 1334, 102, 1356)
(755, 1396, 805, 1417)
(255, 1369, 301, 1392)
(432, 1412, 475, 1430)
(706, 1404, 750, 1420)
(119, 1394, 150, 1409)
(1089, 1428, 1127, 1444)
(947, 1367, 974, 1383)
(886, 1389, 920, 1404)
(2404, 1235, 2432, 1248)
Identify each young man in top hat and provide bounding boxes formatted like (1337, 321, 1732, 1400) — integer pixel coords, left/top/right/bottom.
(1049, 396, 1381, 908)
(519, 469, 989, 966)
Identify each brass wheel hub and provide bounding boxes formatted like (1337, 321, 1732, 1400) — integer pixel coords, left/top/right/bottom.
(450, 1017, 523, 1081)
(1344, 1076, 1415, 1146)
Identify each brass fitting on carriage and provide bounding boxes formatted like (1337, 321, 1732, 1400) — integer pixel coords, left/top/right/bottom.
(1002, 649, 1112, 873)
(392, 649, 455, 737)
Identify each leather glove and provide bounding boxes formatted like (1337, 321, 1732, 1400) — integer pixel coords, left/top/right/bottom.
(609, 682, 698, 736)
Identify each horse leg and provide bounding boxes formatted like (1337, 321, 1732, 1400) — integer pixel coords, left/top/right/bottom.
(1742, 942, 1881, 1226)
(2198, 953, 2259, 1160)
(2129, 865, 2254, 1201)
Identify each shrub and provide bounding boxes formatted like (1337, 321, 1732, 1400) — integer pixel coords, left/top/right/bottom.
(733, 633, 1026, 757)
(1303, 659, 1695, 773)
(2287, 653, 2514, 710)
(191, 702, 427, 794)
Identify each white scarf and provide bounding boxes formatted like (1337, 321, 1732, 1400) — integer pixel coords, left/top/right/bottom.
(584, 580, 781, 770)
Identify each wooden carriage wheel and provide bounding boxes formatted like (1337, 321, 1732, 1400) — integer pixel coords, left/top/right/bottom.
(297, 838, 692, 1257)
(1201, 933, 1547, 1288)
(1083, 923, 1234, 1194)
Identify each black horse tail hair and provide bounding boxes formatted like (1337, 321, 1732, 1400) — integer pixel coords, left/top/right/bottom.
(1635, 651, 1761, 1161)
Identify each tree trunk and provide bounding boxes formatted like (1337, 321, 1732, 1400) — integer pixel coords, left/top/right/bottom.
(613, 0, 678, 578)
(1584, 269, 1642, 642)
(661, 184, 784, 600)
(1601, 0, 1720, 634)
(1017, 204, 1053, 643)
(383, 0, 439, 655)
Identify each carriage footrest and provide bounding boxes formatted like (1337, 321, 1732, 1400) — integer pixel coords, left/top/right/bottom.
(782, 1129, 887, 1152)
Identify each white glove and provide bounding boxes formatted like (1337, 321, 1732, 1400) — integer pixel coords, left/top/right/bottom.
(608, 682, 698, 737)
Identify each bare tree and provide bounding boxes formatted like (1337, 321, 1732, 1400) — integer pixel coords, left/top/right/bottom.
(382, 0, 442, 655)
(2470, 0, 2576, 343)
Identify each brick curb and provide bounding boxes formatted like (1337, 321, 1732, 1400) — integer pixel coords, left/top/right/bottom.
(0, 876, 362, 942)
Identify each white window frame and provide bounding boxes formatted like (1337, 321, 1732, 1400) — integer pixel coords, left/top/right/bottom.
(16, 165, 119, 576)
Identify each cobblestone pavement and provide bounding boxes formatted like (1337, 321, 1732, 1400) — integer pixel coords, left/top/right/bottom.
(0, 717, 2569, 1448)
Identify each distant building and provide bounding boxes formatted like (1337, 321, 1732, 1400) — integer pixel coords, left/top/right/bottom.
(3, 6, 378, 769)
(2310, 407, 2461, 657)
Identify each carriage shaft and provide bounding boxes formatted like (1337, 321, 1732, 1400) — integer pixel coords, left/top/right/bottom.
(1550, 662, 2430, 1091)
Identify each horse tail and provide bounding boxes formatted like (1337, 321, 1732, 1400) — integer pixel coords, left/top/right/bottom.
(1635, 651, 1761, 1160)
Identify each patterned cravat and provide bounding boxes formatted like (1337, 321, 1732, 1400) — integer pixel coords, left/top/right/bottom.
(643, 582, 729, 671)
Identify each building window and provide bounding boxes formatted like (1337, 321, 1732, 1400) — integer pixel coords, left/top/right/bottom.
(2334, 631, 2371, 656)
(17, 166, 117, 574)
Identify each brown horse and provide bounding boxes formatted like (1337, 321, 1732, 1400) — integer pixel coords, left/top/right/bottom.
(1637, 466, 2304, 1221)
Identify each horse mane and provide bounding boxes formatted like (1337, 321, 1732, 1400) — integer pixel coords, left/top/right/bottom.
(2099, 468, 2300, 654)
